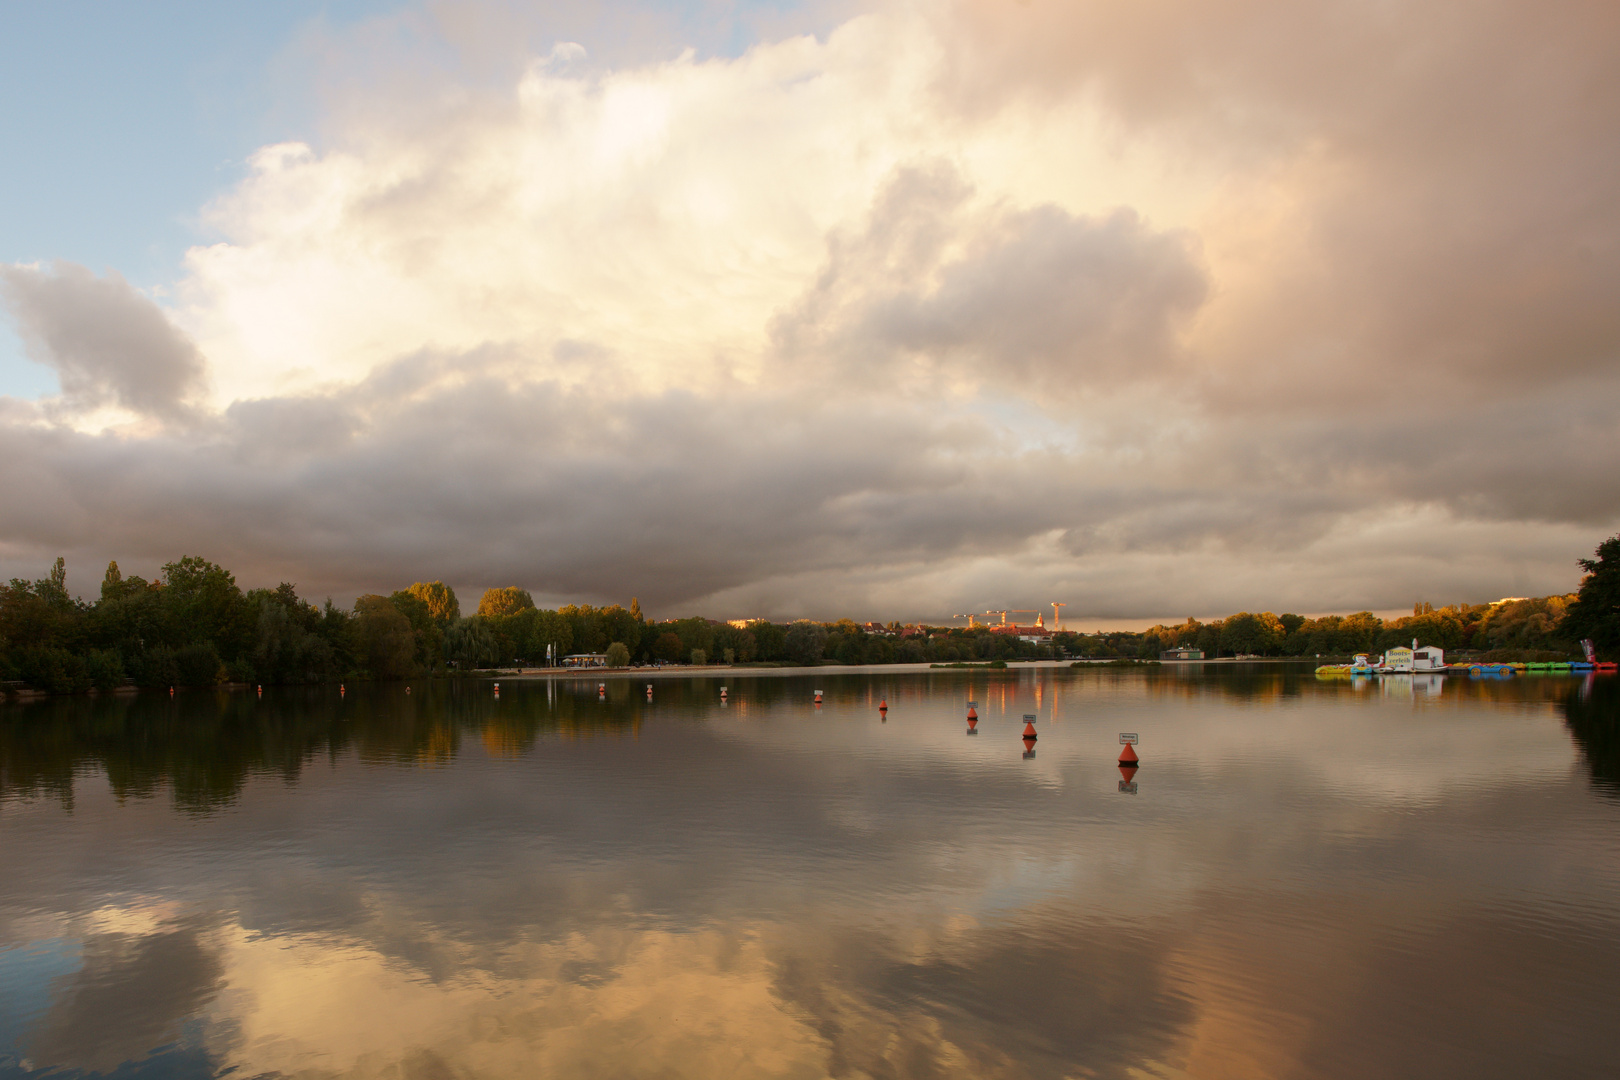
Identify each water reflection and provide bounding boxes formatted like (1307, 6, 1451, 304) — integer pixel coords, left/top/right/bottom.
(1564, 674, 1620, 797)
(1, 668, 1618, 1078)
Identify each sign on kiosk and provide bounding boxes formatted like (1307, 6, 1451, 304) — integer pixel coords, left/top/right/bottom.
(1119, 733, 1139, 744)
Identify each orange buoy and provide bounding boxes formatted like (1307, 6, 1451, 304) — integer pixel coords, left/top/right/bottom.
(1118, 742, 1139, 766)
(966, 701, 978, 720)
(1022, 713, 1038, 739)
(879, 698, 887, 712)
(169, 686, 175, 696)
(814, 689, 823, 703)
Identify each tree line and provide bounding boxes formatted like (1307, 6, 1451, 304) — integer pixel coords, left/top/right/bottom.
(3, 535, 1616, 694)
(1130, 536, 1619, 661)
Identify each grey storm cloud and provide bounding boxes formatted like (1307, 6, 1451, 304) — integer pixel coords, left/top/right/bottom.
(0, 349, 1614, 619)
(0, 261, 206, 422)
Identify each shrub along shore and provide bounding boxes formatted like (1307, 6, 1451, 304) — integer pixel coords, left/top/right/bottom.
(3, 535, 1617, 697)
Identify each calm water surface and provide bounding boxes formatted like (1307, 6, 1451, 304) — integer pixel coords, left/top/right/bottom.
(2, 666, 1619, 1079)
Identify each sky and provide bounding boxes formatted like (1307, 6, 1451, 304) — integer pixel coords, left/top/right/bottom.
(1, 0, 1617, 625)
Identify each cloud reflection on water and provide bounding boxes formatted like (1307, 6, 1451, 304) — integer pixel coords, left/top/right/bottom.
(1, 671, 1618, 1078)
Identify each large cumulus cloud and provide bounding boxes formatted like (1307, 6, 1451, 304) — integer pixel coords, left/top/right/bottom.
(1, 0, 1616, 620)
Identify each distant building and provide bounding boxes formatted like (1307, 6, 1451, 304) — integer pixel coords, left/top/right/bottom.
(1161, 648, 1204, 661)
(562, 653, 608, 668)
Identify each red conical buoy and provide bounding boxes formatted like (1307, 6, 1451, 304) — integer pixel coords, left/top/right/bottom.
(967, 706, 978, 720)
(966, 716, 979, 733)
(1021, 713, 1037, 739)
(1118, 742, 1139, 766)
(879, 698, 887, 712)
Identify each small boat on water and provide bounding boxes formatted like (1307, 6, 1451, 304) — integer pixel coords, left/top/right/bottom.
(1317, 653, 1377, 675)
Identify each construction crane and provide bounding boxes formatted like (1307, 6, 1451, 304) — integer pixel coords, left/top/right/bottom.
(1051, 602, 1066, 630)
(1005, 609, 1040, 627)
(952, 613, 982, 628)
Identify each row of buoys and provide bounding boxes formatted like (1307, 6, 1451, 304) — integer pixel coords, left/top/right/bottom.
(959, 701, 1147, 771)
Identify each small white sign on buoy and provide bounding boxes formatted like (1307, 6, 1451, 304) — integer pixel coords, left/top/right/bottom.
(966, 701, 977, 708)
(1023, 714, 1037, 721)
(1119, 732, 1139, 744)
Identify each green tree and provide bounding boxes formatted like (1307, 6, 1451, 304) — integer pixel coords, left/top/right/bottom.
(406, 581, 461, 627)
(561, 604, 608, 653)
(1220, 612, 1282, 656)
(784, 622, 827, 665)
(528, 609, 575, 661)
(605, 642, 630, 668)
(712, 623, 756, 663)
(101, 560, 124, 600)
(1566, 535, 1620, 657)
(650, 632, 683, 662)
(38, 557, 71, 607)
(477, 587, 535, 619)
(390, 589, 447, 671)
(353, 595, 418, 679)
(601, 604, 643, 655)
(252, 593, 336, 684)
(749, 621, 786, 661)
(159, 556, 252, 658)
(445, 617, 500, 670)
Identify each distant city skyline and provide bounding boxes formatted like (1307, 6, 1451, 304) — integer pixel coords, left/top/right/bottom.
(2, 0, 1616, 623)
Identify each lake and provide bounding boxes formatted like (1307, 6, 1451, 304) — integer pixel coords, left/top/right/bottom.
(2, 665, 1619, 1079)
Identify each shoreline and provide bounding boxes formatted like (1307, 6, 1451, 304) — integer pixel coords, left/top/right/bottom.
(493, 657, 1321, 681)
